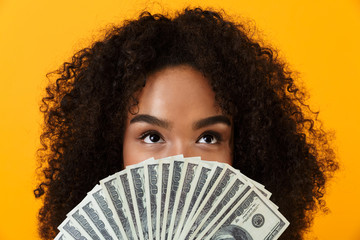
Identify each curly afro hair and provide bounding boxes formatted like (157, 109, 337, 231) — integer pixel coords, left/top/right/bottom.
(34, 7, 338, 240)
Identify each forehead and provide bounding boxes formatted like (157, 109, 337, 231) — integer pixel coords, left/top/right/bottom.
(135, 65, 221, 117)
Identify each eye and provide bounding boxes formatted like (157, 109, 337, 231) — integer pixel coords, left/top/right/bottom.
(140, 131, 165, 144)
(197, 131, 221, 144)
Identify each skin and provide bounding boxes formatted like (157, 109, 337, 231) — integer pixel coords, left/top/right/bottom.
(123, 65, 233, 166)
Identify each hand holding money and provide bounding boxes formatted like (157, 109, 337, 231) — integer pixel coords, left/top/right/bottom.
(55, 155, 289, 240)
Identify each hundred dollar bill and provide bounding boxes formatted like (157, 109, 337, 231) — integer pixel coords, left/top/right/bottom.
(118, 169, 142, 240)
(161, 156, 186, 240)
(167, 157, 201, 240)
(206, 165, 273, 201)
(235, 172, 278, 210)
(195, 187, 254, 240)
(127, 159, 153, 240)
(180, 165, 238, 239)
(173, 161, 215, 239)
(100, 173, 138, 240)
(189, 178, 252, 239)
(158, 160, 168, 240)
(58, 217, 91, 240)
(79, 188, 117, 240)
(157, 155, 182, 239)
(144, 158, 160, 240)
(237, 171, 272, 199)
(202, 189, 289, 240)
(89, 184, 127, 239)
(190, 162, 224, 215)
(203, 161, 272, 200)
(155, 160, 163, 240)
(67, 201, 102, 240)
(178, 161, 225, 239)
(73, 197, 110, 239)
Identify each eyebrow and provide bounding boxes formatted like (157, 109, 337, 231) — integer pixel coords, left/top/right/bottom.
(193, 115, 231, 130)
(129, 114, 231, 130)
(130, 114, 171, 129)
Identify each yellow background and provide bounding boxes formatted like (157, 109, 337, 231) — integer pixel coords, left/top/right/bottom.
(0, 0, 359, 239)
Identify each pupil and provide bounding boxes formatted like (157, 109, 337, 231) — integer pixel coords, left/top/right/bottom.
(150, 134, 160, 142)
(204, 135, 213, 143)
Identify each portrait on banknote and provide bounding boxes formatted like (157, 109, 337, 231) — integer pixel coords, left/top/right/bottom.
(211, 225, 253, 240)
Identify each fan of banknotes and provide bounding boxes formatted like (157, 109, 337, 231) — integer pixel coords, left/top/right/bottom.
(55, 155, 289, 240)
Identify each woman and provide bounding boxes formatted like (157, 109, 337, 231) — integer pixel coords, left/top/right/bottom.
(34, 7, 337, 239)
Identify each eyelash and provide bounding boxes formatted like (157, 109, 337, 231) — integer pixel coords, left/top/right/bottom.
(138, 130, 165, 142)
(138, 130, 222, 144)
(197, 130, 222, 144)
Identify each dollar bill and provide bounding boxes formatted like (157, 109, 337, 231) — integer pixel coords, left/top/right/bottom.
(79, 187, 117, 240)
(161, 157, 186, 240)
(235, 172, 277, 209)
(195, 187, 254, 240)
(159, 159, 170, 239)
(100, 173, 138, 240)
(201, 189, 289, 240)
(180, 165, 238, 239)
(155, 160, 163, 240)
(237, 171, 272, 199)
(58, 217, 90, 240)
(89, 184, 127, 239)
(168, 157, 200, 240)
(67, 203, 102, 240)
(173, 161, 214, 239)
(157, 155, 182, 239)
(190, 178, 252, 239)
(195, 162, 225, 209)
(118, 169, 142, 240)
(144, 158, 160, 240)
(203, 160, 273, 200)
(127, 160, 151, 240)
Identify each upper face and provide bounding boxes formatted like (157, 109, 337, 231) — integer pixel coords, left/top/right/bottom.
(122, 65, 233, 166)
